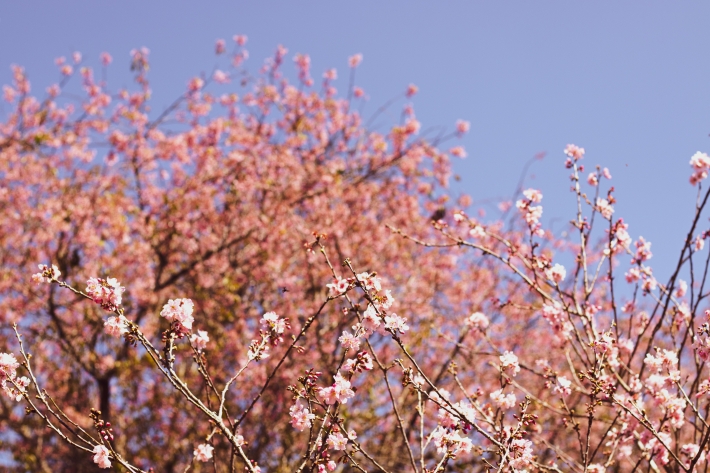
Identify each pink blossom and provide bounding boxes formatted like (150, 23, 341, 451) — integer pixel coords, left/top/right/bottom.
(260, 311, 286, 334)
(449, 146, 467, 158)
(690, 151, 710, 184)
(323, 68, 337, 81)
(215, 39, 226, 55)
(698, 379, 710, 397)
(508, 438, 534, 470)
(541, 300, 563, 321)
(326, 276, 350, 296)
(617, 338, 634, 355)
(289, 401, 315, 431)
(354, 351, 373, 371)
(104, 316, 128, 338)
(613, 221, 632, 250)
(361, 305, 381, 334)
(587, 172, 598, 186)
(247, 342, 269, 361)
(490, 389, 516, 409)
(404, 118, 420, 135)
(188, 77, 204, 92)
(592, 331, 615, 355)
(92, 445, 111, 469)
(680, 443, 705, 468)
(0, 353, 19, 381)
(160, 298, 194, 331)
(625, 266, 641, 283)
(194, 443, 214, 462)
(100, 52, 112, 66)
(553, 376, 572, 396)
(645, 349, 678, 372)
(318, 386, 338, 405)
(690, 151, 710, 171)
(213, 70, 230, 84)
(666, 396, 686, 429)
(522, 188, 543, 203)
(634, 237, 652, 262)
(190, 330, 210, 351)
(2, 85, 16, 103)
(319, 372, 355, 405)
(3, 375, 29, 402)
(545, 264, 566, 284)
(31, 264, 61, 284)
(233, 34, 248, 46)
(332, 372, 355, 403)
(327, 431, 348, 451)
(406, 83, 418, 97)
(564, 144, 585, 160)
(430, 427, 473, 456)
(342, 358, 356, 372)
(348, 53, 363, 68)
(338, 331, 361, 352)
(695, 235, 705, 252)
(499, 351, 520, 377)
(524, 204, 543, 226)
(465, 312, 489, 331)
(130, 47, 150, 72)
(86, 277, 124, 312)
(356, 272, 382, 292)
(374, 289, 395, 310)
(596, 198, 614, 220)
(602, 167, 612, 179)
(690, 170, 708, 185)
(384, 313, 409, 333)
(455, 120, 470, 135)
(469, 225, 485, 238)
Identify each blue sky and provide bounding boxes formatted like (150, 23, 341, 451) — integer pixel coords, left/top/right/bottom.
(1, 2, 709, 279)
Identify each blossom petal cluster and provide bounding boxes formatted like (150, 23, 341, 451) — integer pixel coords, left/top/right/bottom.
(190, 330, 210, 352)
(92, 445, 111, 469)
(318, 372, 355, 405)
(160, 298, 195, 331)
(499, 351, 520, 377)
(690, 151, 710, 185)
(104, 315, 129, 338)
(194, 443, 214, 462)
(86, 277, 125, 312)
(515, 188, 544, 236)
(430, 426, 473, 457)
(0, 353, 29, 402)
(465, 312, 489, 332)
(31, 263, 61, 284)
(289, 401, 315, 431)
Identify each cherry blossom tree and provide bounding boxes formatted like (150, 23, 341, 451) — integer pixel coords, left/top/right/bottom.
(3, 36, 710, 473)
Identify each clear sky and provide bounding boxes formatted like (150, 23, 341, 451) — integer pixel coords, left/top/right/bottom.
(1, 2, 709, 279)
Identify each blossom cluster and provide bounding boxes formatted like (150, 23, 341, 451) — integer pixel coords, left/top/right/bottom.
(86, 277, 125, 312)
(515, 188, 544, 236)
(31, 264, 61, 284)
(0, 353, 29, 402)
(92, 445, 111, 469)
(690, 151, 710, 185)
(160, 298, 195, 332)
